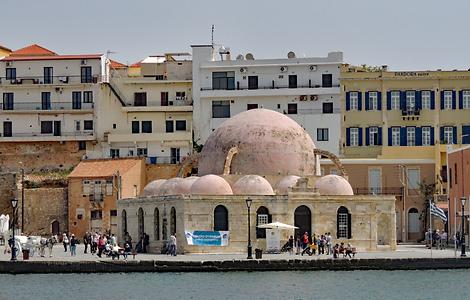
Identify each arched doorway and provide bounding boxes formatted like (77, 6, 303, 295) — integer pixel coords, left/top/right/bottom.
(337, 206, 351, 239)
(294, 205, 311, 239)
(51, 220, 60, 235)
(408, 207, 420, 241)
(121, 210, 127, 238)
(214, 205, 229, 231)
(154, 208, 160, 240)
(138, 207, 144, 238)
(170, 207, 176, 235)
(256, 206, 271, 239)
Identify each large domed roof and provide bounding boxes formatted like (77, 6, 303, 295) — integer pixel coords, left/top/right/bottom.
(314, 175, 354, 196)
(232, 175, 274, 195)
(179, 176, 199, 194)
(190, 175, 233, 195)
(198, 109, 316, 176)
(157, 178, 186, 196)
(275, 175, 301, 194)
(142, 179, 167, 196)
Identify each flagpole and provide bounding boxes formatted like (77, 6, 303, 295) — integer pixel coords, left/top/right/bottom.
(429, 198, 432, 258)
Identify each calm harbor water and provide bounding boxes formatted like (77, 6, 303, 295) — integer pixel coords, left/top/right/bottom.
(0, 270, 469, 300)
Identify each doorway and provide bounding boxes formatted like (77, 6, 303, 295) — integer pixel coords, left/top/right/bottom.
(294, 205, 311, 239)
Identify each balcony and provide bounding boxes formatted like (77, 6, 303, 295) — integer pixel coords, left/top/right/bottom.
(354, 187, 403, 195)
(200, 84, 340, 98)
(123, 98, 193, 112)
(0, 75, 104, 86)
(146, 156, 187, 164)
(1, 102, 94, 113)
(296, 108, 341, 115)
(401, 108, 421, 120)
(0, 131, 95, 142)
(107, 131, 191, 143)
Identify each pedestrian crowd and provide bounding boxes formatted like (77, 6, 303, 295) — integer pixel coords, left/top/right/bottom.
(425, 229, 448, 250)
(284, 231, 356, 259)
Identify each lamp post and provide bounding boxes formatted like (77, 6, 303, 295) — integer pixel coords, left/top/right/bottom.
(246, 197, 253, 259)
(461, 197, 466, 257)
(10, 198, 18, 261)
(21, 167, 24, 233)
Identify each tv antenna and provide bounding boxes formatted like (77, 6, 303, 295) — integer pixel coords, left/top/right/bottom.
(211, 24, 215, 48)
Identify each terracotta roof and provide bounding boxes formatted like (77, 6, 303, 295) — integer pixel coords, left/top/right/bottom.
(2, 54, 102, 62)
(110, 59, 127, 69)
(10, 44, 57, 57)
(0, 44, 12, 53)
(68, 158, 143, 178)
(129, 60, 142, 68)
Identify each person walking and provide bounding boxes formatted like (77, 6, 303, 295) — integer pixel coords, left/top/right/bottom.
(170, 233, 177, 256)
(92, 232, 99, 254)
(70, 234, 77, 256)
(327, 232, 332, 255)
(46, 236, 55, 257)
(62, 233, 69, 252)
(97, 235, 105, 258)
(83, 232, 89, 254)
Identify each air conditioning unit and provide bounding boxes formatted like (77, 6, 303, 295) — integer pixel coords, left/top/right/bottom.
(81, 59, 87, 65)
(5, 62, 12, 67)
(240, 67, 247, 73)
(300, 95, 308, 101)
(309, 65, 317, 71)
(59, 76, 69, 83)
(310, 95, 319, 101)
(280, 66, 288, 73)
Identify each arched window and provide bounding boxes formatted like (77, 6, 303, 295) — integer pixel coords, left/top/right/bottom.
(408, 207, 420, 235)
(121, 210, 127, 238)
(51, 220, 60, 235)
(138, 207, 144, 238)
(214, 205, 229, 231)
(294, 205, 311, 239)
(170, 207, 176, 235)
(154, 208, 160, 240)
(337, 206, 351, 239)
(256, 206, 271, 239)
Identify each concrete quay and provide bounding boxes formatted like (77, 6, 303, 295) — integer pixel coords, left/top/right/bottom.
(1, 244, 469, 274)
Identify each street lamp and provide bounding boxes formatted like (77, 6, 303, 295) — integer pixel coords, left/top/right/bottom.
(245, 197, 253, 259)
(461, 197, 466, 257)
(10, 198, 18, 261)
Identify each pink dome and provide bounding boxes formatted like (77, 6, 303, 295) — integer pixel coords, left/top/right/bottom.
(179, 176, 199, 194)
(314, 175, 354, 196)
(275, 175, 301, 194)
(232, 175, 274, 195)
(142, 179, 167, 196)
(198, 109, 316, 176)
(157, 178, 186, 196)
(190, 175, 233, 195)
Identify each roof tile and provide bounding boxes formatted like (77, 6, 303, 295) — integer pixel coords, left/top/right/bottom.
(68, 158, 143, 178)
(10, 44, 57, 56)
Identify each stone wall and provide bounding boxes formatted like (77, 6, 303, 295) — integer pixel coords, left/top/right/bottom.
(146, 164, 180, 183)
(0, 173, 16, 217)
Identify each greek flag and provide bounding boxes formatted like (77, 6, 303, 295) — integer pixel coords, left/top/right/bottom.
(430, 202, 447, 222)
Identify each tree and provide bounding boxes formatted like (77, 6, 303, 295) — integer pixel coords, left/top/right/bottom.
(418, 181, 437, 237)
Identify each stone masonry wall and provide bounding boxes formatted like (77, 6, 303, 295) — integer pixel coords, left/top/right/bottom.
(146, 164, 180, 183)
(0, 173, 16, 217)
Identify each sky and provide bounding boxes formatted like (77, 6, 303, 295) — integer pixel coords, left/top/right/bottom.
(1, 0, 470, 70)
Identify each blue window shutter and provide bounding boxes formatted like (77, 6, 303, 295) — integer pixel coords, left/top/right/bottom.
(387, 91, 391, 110)
(453, 126, 457, 144)
(400, 91, 406, 110)
(431, 127, 435, 145)
(440, 127, 444, 143)
(430, 91, 435, 109)
(463, 125, 470, 144)
(358, 128, 363, 146)
(365, 92, 370, 111)
(377, 92, 382, 110)
(365, 127, 370, 146)
(357, 92, 362, 111)
(459, 90, 463, 109)
(416, 91, 422, 110)
(400, 127, 406, 146)
(452, 91, 457, 109)
(388, 127, 392, 146)
(440, 91, 445, 110)
(378, 127, 383, 146)
(416, 127, 422, 146)
(346, 92, 350, 111)
(346, 128, 350, 146)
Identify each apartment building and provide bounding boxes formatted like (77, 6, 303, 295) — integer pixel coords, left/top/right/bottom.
(0, 44, 105, 171)
(88, 53, 193, 164)
(191, 45, 343, 154)
(0, 44, 11, 58)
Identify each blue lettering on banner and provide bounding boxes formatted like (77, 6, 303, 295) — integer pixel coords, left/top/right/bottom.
(185, 231, 230, 246)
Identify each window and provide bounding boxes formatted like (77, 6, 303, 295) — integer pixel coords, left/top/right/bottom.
(122, 210, 128, 239)
(317, 128, 329, 141)
(455, 163, 457, 185)
(247, 103, 258, 110)
(322, 102, 333, 114)
(256, 206, 270, 239)
(83, 91, 93, 103)
(214, 205, 229, 231)
(406, 91, 415, 110)
(72, 91, 81, 109)
(391, 91, 400, 110)
(350, 128, 359, 146)
(110, 210, 117, 217)
(212, 100, 231, 118)
(369, 127, 379, 146)
(82, 180, 91, 194)
(212, 72, 235, 90)
(43, 67, 53, 84)
(337, 206, 351, 239)
(443, 91, 452, 109)
(161, 92, 169, 106)
(369, 92, 378, 110)
(166, 120, 174, 133)
(392, 127, 400, 146)
(171, 148, 180, 164)
(287, 103, 297, 114)
(175, 91, 186, 100)
(422, 127, 431, 146)
(463, 90, 470, 109)
(248, 76, 258, 89)
(91, 210, 103, 220)
(154, 208, 160, 240)
(110, 149, 120, 158)
(322, 74, 333, 88)
(2, 93, 14, 110)
(288, 75, 297, 88)
(78, 141, 86, 150)
(350, 92, 358, 110)
(406, 168, 420, 189)
(3, 121, 12, 137)
(422, 91, 431, 109)
(131, 121, 139, 133)
(6, 68, 16, 80)
(406, 127, 415, 146)
(84, 120, 93, 130)
(170, 207, 176, 235)
(41, 92, 51, 110)
(41, 121, 53, 134)
(81, 66, 92, 83)
(137, 148, 147, 156)
(134, 92, 147, 106)
(141, 121, 152, 133)
(408, 208, 420, 233)
(175, 120, 186, 131)
(443, 126, 453, 144)
(75, 120, 81, 131)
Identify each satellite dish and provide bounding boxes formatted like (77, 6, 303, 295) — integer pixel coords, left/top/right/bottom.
(236, 54, 244, 60)
(245, 53, 254, 60)
(287, 51, 296, 59)
(218, 46, 227, 54)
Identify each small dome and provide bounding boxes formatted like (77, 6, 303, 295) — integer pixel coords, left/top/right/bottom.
(275, 175, 301, 194)
(314, 175, 354, 196)
(179, 176, 199, 194)
(232, 175, 274, 195)
(190, 175, 233, 195)
(142, 179, 167, 196)
(158, 178, 186, 196)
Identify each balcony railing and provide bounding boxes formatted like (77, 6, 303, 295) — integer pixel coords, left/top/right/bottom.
(201, 84, 340, 91)
(401, 108, 421, 116)
(146, 156, 187, 164)
(0, 75, 104, 85)
(0, 131, 94, 138)
(127, 98, 193, 107)
(1, 102, 94, 111)
(296, 108, 341, 115)
(354, 187, 404, 195)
